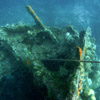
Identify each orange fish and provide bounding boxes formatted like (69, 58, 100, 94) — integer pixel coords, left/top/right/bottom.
(77, 47, 82, 59)
(26, 58, 30, 66)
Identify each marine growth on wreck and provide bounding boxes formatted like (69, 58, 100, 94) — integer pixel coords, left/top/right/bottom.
(0, 5, 100, 100)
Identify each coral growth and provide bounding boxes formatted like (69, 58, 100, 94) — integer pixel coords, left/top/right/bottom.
(0, 23, 99, 100)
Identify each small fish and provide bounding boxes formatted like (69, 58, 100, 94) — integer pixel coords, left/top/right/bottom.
(77, 47, 82, 59)
(25, 57, 30, 67)
(26, 58, 30, 65)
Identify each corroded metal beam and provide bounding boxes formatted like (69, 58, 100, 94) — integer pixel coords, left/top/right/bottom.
(26, 5, 45, 30)
(26, 5, 58, 42)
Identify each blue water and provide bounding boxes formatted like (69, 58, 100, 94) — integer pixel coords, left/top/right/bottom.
(0, 1, 99, 27)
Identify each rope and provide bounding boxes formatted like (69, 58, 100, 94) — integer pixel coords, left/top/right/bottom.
(32, 59, 100, 63)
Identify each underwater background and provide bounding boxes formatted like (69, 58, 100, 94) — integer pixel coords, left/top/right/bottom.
(0, 0, 100, 58)
(0, 0, 100, 46)
(0, 0, 100, 100)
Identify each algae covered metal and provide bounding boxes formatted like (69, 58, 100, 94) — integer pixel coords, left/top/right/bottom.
(0, 5, 99, 100)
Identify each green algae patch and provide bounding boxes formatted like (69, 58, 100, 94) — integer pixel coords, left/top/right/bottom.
(0, 23, 99, 100)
